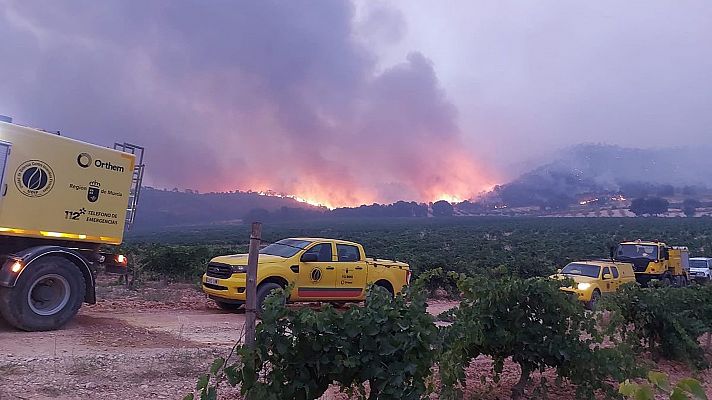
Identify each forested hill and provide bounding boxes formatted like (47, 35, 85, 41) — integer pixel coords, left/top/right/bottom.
(132, 187, 322, 229)
(485, 144, 712, 208)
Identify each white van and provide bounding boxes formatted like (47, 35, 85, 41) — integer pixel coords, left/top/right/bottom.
(689, 257, 712, 282)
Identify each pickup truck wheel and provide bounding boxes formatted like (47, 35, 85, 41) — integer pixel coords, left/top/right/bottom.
(215, 300, 243, 312)
(256, 283, 284, 318)
(662, 277, 672, 286)
(0, 256, 85, 331)
(586, 290, 601, 311)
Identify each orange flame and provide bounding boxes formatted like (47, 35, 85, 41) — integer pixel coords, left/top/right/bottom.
(238, 146, 497, 208)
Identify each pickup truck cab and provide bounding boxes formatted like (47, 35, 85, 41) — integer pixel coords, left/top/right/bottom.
(202, 237, 410, 313)
(553, 260, 636, 310)
(689, 257, 712, 282)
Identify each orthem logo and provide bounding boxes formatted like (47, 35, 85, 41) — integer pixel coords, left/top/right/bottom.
(310, 268, 322, 282)
(87, 180, 101, 203)
(15, 160, 55, 197)
(77, 152, 92, 168)
(76, 152, 124, 173)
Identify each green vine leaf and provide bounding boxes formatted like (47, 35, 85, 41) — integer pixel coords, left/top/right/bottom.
(209, 357, 225, 375)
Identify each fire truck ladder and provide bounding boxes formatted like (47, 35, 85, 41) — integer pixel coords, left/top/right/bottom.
(113, 142, 145, 230)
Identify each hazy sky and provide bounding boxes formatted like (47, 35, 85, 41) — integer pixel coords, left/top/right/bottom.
(1, 1, 710, 206)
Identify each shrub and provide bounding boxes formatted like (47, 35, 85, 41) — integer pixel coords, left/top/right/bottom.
(602, 284, 712, 369)
(438, 275, 639, 399)
(187, 285, 438, 400)
(122, 243, 241, 283)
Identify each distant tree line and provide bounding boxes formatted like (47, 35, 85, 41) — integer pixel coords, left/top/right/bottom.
(332, 201, 428, 218)
(628, 197, 705, 217)
(134, 183, 712, 230)
(242, 200, 461, 222)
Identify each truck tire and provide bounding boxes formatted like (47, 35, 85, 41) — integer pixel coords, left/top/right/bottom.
(256, 282, 284, 318)
(586, 290, 601, 311)
(215, 300, 243, 312)
(0, 256, 85, 331)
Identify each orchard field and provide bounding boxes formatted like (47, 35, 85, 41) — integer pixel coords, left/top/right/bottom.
(125, 217, 712, 282)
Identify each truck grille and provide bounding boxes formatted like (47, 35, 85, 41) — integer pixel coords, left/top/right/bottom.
(630, 260, 652, 273)
(206, 262, 232, 279)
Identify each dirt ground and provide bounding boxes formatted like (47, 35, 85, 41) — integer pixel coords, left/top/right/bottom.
(1, 281, 710, 400)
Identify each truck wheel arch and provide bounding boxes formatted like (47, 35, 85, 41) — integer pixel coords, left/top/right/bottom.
(7, 246, 95, 304)
(259, 276, 289, 291)
(374, 279, 394, 296)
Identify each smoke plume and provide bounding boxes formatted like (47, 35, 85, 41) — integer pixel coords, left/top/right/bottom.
(0, 0, 493, 207)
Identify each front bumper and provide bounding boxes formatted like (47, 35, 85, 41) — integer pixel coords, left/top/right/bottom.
(690, 272, 710, 281)
(560, 287, 593, 302)
(202, 273, 247, 301)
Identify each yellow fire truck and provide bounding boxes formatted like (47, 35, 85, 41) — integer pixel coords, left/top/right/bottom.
(614, 240, 690, 286)
(0, 115, 144, 331)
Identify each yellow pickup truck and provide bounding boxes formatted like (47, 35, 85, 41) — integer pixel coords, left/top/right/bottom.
(202, 237, 411, 313)
(553, 260, 636, 310)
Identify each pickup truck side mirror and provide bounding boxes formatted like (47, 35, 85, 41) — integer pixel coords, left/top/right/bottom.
(603, 273, 613, 280)
(301, 253, 318, 263)
(557, 269, 562, 274)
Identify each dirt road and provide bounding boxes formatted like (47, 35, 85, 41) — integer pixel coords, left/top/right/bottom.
(0, 282, 245, 400)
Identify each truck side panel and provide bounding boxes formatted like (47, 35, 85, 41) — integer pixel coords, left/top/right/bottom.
(0, 121, 135, 245)
(669, 248, 689, 276)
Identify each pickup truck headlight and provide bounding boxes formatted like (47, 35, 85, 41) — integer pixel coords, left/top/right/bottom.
(577, 283, 591, 290)
(231, 265, 247, 273)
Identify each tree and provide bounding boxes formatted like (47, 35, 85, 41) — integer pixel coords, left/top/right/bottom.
(630, 197, 669, 216)
(682, 199, 701, 217)
(432, 200, 454, 217)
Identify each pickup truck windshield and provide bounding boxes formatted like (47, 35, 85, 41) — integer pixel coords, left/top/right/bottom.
(260, 239, 312, 258)
(690, 260, 709, 269)
(617, 244, 658, 260)
(561, 263, 601, 278)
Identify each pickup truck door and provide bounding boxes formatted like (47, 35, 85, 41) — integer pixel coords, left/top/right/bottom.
(296, 242, 338, 300)
(610, 267, 620, 291)
(602, 267, 613, 292)
(334, 244, 368, 299)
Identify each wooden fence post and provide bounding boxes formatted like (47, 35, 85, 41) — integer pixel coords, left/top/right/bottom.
(244, 222, 262, 348)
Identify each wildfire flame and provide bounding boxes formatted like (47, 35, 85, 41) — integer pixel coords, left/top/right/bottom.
(255, 190, 335, 209)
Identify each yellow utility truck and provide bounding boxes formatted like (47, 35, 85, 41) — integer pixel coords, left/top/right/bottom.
(202, 238, 411, 313)
(0, 116, 144, 331)
(614, 240, 689, 287)
(554, 260, 636, 310)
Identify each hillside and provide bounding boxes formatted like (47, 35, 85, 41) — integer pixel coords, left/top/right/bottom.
(484, 144, 712, 209)
(132, 187, 323, 229)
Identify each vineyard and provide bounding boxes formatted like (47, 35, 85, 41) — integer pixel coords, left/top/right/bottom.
(126, 217, 712, 281)
(183, 274, 712, 400)
(122, 217, 712, 399)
